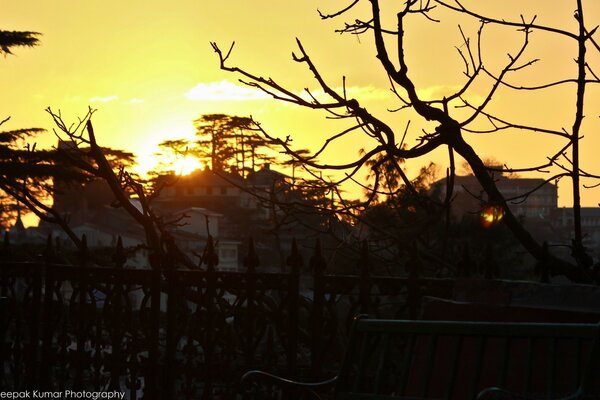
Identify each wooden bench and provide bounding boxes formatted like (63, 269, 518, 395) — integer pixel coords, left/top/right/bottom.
(241, 318, 600, 399)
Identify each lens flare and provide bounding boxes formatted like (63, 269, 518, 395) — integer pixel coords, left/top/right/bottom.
(480, 205, 505, 228)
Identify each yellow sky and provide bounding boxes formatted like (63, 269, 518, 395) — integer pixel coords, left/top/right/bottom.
(2, 0, 600, 208)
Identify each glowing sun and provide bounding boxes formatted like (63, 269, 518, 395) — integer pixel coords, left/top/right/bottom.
(172, 155, 203, 175)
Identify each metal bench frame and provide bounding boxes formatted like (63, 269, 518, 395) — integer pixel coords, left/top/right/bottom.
(241, 318, 600, 399)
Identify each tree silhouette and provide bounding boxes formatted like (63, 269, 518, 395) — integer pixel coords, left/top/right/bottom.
(0, 30, 135, 239)
(0, 30, 40, 55)
(194, 113, 234, 171)
(153, 114, 277, 177)
(212, 1, 600, 282)
(192, 113, 276, 176)
(0, 127, 84, 227)
(228, 116, 276, 178)
(0, 29, 69, 228)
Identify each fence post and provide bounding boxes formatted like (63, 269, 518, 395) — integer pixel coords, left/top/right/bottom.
(203, 235, 218, 400)
(73, 234, 90, 390)
(40, 235, 56, 389)
(243, 238, 258, 369)
(1, 231, 10, 299)
(26, 252, 43, 388)
(286, 238, 301, 378)
(2, 231, 11, 263)
(310, 239, 326, 379)
(0, 232, 9, 388)
(0, 294, 5, 386)
(145, 262, 161, 400)
(358, 241, 370, 315)
(164, 239, 178, 400)
(538, 241, 550, 283)
(109, 236, 129, 394)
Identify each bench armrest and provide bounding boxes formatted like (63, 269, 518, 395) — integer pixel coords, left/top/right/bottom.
(477, 386, 587, 400)
(241, 370, 337, 400)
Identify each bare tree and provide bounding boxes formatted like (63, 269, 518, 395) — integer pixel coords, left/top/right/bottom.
(44, 108, 198, 269)
(211, 1, 600, 282)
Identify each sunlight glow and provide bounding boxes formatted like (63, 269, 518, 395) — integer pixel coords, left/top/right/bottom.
(172, 155, 203, 176)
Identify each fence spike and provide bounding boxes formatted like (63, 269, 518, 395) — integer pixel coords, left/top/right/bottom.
(162, 236, 177, 270)
(43, 234, 55, 263)
(539, 241, 550, 283)
(243, 237, 259, 273)
(309, 238, 326, 274)
(78, 234, 89, 266)
(204, 235, 218, 271)
(112, 236, 127, 268)
(287, 238, 302, 274)
(1, 231, 11, 260)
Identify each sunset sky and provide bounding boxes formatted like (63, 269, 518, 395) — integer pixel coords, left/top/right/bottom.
(2, 1, 600, 211)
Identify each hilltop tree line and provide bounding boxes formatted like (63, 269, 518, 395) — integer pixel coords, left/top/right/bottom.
(156, 114, 277, 178)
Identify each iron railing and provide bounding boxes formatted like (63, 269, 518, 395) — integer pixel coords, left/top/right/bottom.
(0, 234, 458, 399)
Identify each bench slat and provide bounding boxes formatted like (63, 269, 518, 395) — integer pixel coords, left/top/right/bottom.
(373, 333, 391, 394)
(548, 337, 557, 395)
(354, 320, 598, 339)
(444, 335, 463, 400)
(575, 337, 583, 389)
(525, 337, 534, 393)
(354, 330, 370, 393)
(499, 336, 511, 388)
(397, 333, 416, 397)
(581, 323, 600, 392)
(420, 334, 438, 398)
(468, 335, 487, 400)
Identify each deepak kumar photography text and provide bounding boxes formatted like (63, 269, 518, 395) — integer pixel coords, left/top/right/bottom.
(0, 392, 125, 400)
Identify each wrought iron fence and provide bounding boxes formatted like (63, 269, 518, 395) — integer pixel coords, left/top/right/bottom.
(0, 234, 456, 399)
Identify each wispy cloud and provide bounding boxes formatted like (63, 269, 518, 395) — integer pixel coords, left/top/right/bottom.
(89, 95, 118, 103)
(185, 80, 270, 102)
(344, 85, 391, 101)
(128, 98, 145, 104)
(300, 85, 391, 102)
(416, 85, 486, 105)
(416, 85, 471, 101)
(185, 80, 394, 104)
